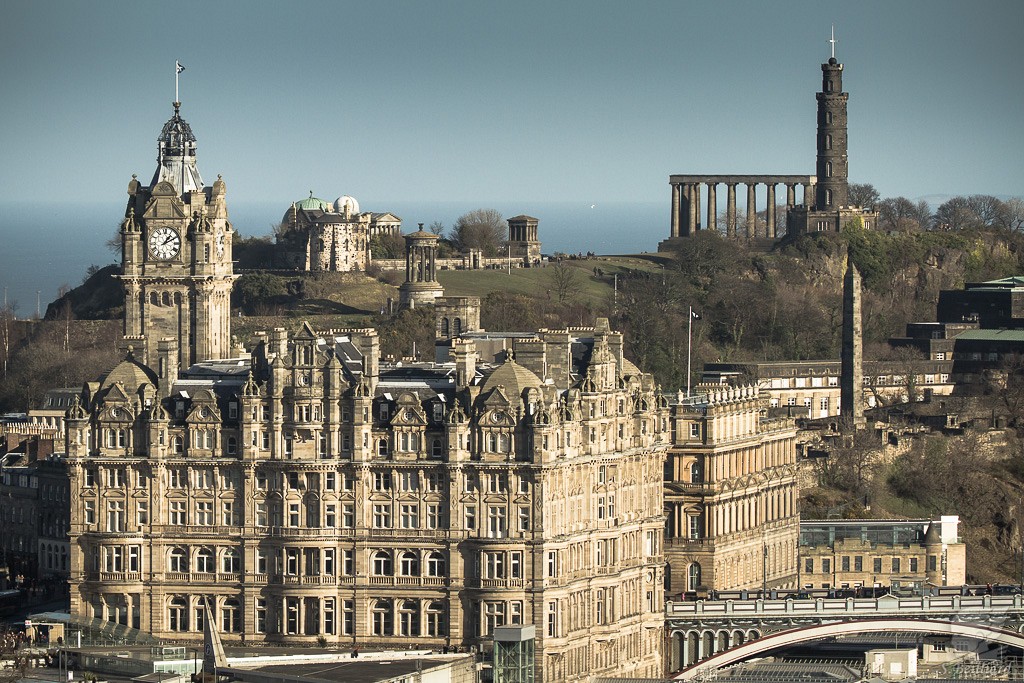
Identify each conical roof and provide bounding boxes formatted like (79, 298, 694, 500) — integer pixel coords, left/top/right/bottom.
(481, 356, 542, 397)
(151, 102, 204, 194)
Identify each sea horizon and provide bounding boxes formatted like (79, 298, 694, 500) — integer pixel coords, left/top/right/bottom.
(0, 199, 668, 318)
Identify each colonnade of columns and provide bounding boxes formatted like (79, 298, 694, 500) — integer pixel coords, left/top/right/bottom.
(669, 175, 816, 240)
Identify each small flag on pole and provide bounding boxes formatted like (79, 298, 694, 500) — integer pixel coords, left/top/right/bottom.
(176, 61, 185, 74)
(691, 309, 701, 320)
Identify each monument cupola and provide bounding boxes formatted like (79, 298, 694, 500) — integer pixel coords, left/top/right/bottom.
(151, 102, 204, 195)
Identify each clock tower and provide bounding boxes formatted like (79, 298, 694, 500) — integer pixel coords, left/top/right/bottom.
(119, 101, 236, 372)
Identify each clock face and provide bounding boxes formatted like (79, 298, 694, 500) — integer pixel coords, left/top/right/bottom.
(149, 227, 181, 260)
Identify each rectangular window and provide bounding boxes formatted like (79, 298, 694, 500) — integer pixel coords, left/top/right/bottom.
(196, 501, 213, 525)
(106, 501, 125, 532)
(854, 556, 863, 571)
(136, 501, 149, 526)
(342, 600, 354, 635)
(874, 557, 882, 573)
(324, 598, 335, 635)
(400, 471, 418, 491)
(288, 503, 300, 527)
(547, 551, 558, 578)
(255, 598, 267, 634)
(465, 506, 477, 531)
(928, 555, 938, 572)
(325, 472, 336, 491)
(484, 551, 505, 579)
(841, 556, 850, 572)
(910, 557, 919, 573)
(343, 549, 354, 576)
(342, 503, 355, 528)
(510, 551, 522, 579)
(373, 504, 392, 528)
(325, 503, 337, 528)
(374, 471, 391, 491)
(400, 504, 419, 529)
(84, 500, 96, 526)
(487, 505, 506, 538)
(805, 558, 814, 573)
(169, 501, 186, 525)
(822, 558, 831, 574)
(426, 503, 441, 530)
(518, 506, 530, 532)
(222, 501, 237, 526)
(689, 423, 700, 438)
(256, 502, 268, 527)
(892, 557, 901, 573)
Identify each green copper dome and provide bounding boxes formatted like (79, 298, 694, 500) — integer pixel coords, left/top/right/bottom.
(294, 191, 331, 212)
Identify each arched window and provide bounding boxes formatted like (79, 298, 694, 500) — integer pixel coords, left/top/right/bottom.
(690, 460, 703, 484)
(825, 189, 833, 207)
(453, 318, 462, 336)
(498, 433, 511, 453)
(400, 551, 419, 576)
(172, 435, 183, 454)
(825, 111, 833, 125)
(825, 134, 832, 150)
(373, 550, 393, 576)
(196, 547, 215, 573)
(372, 599, 392, 636)
(222, 598, 240, 633)
(226, 436, 237, 455)
(425, 600, 446, 636)
(378, 439, 389, 457)
(688, 562, 702, 591)
(426, 551, 446, 577)
(222, 547, 240, 574)
(169, 547, 188, 573)
(431, 439, 444, 459)
(441, 318, 450, 337)
(825, 161, 833, 178)
(168, 596, 188, 631)
(162, 292, 171, 306)
(399, 599, 419, 636)
(150, 292, 159, 306)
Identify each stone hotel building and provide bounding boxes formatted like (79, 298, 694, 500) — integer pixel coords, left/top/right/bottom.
(63, 100, 668, 682)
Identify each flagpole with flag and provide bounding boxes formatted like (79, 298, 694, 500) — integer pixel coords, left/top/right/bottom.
(175, 61, 185, 103)
(687, 307, 700, 396)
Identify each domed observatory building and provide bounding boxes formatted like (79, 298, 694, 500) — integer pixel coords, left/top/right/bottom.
(277, 192, 402, 272)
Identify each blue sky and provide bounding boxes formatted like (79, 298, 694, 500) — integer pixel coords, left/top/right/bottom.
(1, 0, 1022, 208)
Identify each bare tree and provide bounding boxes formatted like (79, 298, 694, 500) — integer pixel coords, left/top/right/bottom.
(427, 220, 446, 235)
(449, 209, 506, 256)
(548, 260, 583, 304)
(0, 298, 14, 379)
(1003, 198, 1024, 232)
(848, 183, 880, 209)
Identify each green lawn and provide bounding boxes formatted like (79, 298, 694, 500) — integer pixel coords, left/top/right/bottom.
(437, 254, 671, 305)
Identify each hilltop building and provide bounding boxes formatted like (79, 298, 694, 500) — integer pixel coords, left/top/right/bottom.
(276, 194, 401, 272)
(62, 101, 669, 683)
(663, 385, 800, 596)
(662, 36, 875, 247)
(786, 49, 877, 235)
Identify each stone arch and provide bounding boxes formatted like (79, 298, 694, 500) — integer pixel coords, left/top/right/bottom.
(680, 620, 1024, 680)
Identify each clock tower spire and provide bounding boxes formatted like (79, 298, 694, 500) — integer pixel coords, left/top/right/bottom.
(119, 101, 236, 376)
